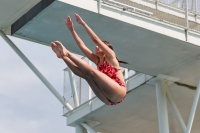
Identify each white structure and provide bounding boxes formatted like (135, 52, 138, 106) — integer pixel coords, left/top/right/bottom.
(0, 0, 200, 132)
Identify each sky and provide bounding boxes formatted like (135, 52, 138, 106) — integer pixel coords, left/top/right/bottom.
(0, 36, 75, 133)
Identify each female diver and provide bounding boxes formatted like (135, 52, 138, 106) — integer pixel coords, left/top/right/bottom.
(51, 13, 128, 105)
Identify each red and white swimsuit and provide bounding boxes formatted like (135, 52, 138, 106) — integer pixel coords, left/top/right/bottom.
(97, 58, 126, 105)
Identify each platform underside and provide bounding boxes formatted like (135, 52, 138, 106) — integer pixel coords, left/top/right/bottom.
(11, 1, 200, 87)
(82, 83, 200, 133)
(0, 0, 40, 30)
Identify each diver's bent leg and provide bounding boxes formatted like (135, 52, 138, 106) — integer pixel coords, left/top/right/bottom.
(54, 41, 126, 102)
(84, 75, 111, 105)
(62, 56, 111, 105)
(68, 53, 126, 102)
(54, 41, 97, 76)
(63, 56, 86, 78)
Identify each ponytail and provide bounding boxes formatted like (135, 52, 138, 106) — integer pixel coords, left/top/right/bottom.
(116, 57, 129, 64)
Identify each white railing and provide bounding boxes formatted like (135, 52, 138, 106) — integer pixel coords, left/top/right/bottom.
(101, 0, 200, 40)
(158, 0, 199, 13)
(63, 55, 136, 114)
(103, 0, 153, 16)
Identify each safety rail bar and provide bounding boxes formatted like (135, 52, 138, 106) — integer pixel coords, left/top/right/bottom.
(157, 0, 199, 14)
(103, 0, 153, 16)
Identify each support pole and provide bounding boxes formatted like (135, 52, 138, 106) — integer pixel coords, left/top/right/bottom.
(166, 84, 186, 133)
(0, 30, 73, 111)
(155, 79, 169, 133)
(81, 123, 97, 133)
(69, 70, 79, 107)
(185, 78, 200, 133)
(75, 124, 87, 133)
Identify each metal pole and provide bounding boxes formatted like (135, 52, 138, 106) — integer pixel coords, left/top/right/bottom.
(195, 0, 197, 13)
(79, 77, 82, 104)
(69, 70, 79, 107)
(0, 30, 73, 111)
(98, 0, 101, 14)
(88, 60, 92, 100)
(156, 0, 159, 10)
(63, 69, 73, 110)
(194, 0, 198, 22)
(185, 0, 189, 41)
(185, 78, 200, 133)
(155, 79, 169, 133)
(166, 84, 186, 133)
(81, 123, 97, 133)
(124, 68, 128, 84)
(124, 68, 128, 79)
(75, 124, 84, 133)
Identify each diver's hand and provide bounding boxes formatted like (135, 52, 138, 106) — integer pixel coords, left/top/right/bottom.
(75, 13, 85, 25)
(65, 16, 74, 32)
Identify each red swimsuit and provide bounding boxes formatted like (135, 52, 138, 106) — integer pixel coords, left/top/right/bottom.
(97, 58, 126, 105)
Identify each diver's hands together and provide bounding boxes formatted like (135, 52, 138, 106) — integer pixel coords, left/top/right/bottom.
(65, 13, 85, 31)
(65, 16, 74, 32)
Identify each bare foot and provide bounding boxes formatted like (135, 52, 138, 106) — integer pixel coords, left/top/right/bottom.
(51, 42, 62, 58)
(51, 41, 69, 58)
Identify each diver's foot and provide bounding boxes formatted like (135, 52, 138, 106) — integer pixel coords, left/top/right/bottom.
(53, 41, 69, 57)
(51, 42, 62, 58)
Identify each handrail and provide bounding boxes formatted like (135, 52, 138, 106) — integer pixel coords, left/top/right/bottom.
(102, 0, 153, 16)
(125, 72, 139, 82)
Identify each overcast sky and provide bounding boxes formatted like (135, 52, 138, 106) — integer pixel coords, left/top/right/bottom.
(0, 36, 75, 133)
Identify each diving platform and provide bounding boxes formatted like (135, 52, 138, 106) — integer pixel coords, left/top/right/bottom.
(0, 0, 200, 133)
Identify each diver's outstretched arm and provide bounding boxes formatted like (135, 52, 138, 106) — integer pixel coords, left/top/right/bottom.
(75, 13, 115, 59)
(65, 16, 98, 64)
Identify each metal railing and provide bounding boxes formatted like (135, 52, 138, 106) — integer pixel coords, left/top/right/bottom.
(63, 57, 94, 114)
(158, 0, 199, 13)
(101, 0, 200, 34)
(103, 0, 154, 16)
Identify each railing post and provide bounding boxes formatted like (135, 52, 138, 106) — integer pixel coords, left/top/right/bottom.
(195, 0, 197, 13)
(98, 0, 101, 14)
(124, 68, 128, 78)
(88, 60, 92, 101)
(124, 68, 129, 84)
(156, 0, 159, 10)
(195, 0, 197, 22)
(185, 0, 189, 41)
(79, 77, 82, 104)
(69, 70, 79, 107)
